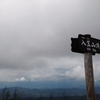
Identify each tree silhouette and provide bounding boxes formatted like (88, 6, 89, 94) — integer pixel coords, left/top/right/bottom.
(49, 93, 53, 100)
(0, 87, 20, 100)
(40, 94, 43, 100)
(62, 91, 68, 100)
(5, 90, 10, 100)
(12, 88, 20, 100)
(0, 86, 7, 100)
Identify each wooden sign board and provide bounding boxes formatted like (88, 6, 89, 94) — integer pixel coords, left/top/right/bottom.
(71, 34, 100, 55)
(78, 34, 100, 54)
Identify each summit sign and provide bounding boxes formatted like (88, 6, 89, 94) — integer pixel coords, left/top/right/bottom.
(71, 34, 100, 55)
(78, 34, 100, 54)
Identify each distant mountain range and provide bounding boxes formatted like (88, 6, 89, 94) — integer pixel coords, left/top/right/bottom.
(0, 80, 86, 89)
(0, 87, 100, 98)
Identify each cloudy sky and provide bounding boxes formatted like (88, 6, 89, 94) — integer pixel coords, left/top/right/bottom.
(0, 0, 100, 88)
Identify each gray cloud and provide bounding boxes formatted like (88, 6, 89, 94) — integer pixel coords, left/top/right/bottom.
(0, 0, 100, 82)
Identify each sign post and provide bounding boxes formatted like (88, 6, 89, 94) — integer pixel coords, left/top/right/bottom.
(84, 52, 95, 100)
(71, 34, 100, 100)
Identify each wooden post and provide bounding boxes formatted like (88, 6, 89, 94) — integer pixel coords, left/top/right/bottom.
(84, 52, 95, 100)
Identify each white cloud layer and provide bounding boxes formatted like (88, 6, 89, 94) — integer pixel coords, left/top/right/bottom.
(15, 77, 26, 81)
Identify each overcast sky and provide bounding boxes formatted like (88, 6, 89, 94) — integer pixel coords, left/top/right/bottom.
(0, 0, 100, 83)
